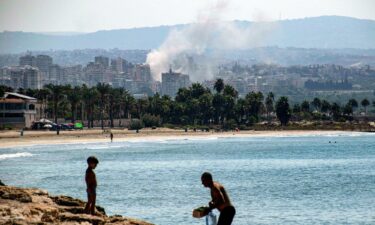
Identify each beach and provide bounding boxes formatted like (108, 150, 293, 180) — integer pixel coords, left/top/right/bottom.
(0, 128, 358, 148)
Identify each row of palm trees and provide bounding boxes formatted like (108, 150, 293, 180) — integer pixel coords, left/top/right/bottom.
(1, 80, 374, 128)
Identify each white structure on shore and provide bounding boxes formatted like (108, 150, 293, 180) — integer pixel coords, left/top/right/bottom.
(0, 92, 38, 128)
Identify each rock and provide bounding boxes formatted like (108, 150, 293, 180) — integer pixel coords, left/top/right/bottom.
(0, 186, 32, 203)
(0, 180, 5, 186)
(52, 195, 85, 207)
(0, 185, 153, 225)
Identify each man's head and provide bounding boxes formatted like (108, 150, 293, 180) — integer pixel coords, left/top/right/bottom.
(87, 156, 99, 169)
(201, 172, 213, 188)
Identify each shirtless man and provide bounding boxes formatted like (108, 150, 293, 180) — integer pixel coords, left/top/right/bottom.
(84, 156, 99, 215)
(201, 172, 236, 225)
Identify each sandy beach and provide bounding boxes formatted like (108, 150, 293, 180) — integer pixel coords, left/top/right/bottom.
(0, 128, 359, 148)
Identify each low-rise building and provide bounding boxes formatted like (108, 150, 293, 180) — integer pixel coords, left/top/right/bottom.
(0, 92, 38, 128)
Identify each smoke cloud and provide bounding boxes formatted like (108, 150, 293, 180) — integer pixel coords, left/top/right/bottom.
(146, 0, 276, 82)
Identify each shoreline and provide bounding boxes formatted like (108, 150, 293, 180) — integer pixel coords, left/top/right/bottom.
(0, 129, 370, 148)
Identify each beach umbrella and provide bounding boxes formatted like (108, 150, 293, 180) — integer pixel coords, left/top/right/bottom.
(39, 118, 53, 124)
(43, 124, 53, 128)
(74, 122, 83, 129)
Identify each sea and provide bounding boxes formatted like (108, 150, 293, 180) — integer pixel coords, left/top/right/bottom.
(1, 132, 375, 225)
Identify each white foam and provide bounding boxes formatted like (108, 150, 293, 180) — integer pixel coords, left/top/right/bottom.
(0, 152, 33, 160)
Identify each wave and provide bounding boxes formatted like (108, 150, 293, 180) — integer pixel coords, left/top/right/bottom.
(0, 152, 33, 160)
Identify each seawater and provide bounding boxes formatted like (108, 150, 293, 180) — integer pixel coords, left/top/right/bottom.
(1, 132, 375, 225)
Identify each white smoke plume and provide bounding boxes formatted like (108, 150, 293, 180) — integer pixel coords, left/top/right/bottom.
(146, 0, 276, 82)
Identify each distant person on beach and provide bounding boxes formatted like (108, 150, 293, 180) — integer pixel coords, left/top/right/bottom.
(201, 172, 236, 225)
(110, 132, 113, 142)
(84, 156, 99, 215)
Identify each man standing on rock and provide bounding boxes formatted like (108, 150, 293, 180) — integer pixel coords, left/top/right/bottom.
(201, 172, 236, 225)
(84, 156, 99, 215)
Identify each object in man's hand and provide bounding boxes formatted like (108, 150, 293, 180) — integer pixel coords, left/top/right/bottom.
(192, 206, 210, 218)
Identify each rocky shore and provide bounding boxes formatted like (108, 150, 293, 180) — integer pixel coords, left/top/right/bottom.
(0, 181, 153, 225)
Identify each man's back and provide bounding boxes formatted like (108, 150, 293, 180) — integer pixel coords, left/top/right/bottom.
(211, 182, 232, 212)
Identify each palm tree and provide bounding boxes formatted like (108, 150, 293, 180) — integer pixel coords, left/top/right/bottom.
(160, 95, 172, 123)
(245, 92, 264, 122)
(67, 86, 82, 123)
(0, 85, 14, 97)
(265, 92, 275, 121)
(293, 103, 301, 114)
(45, 84, 67, 123)
(212, 93, 225, 124)
(234, 98, 246, 124)
(347, 99, 358, 114)
(96, 83, 111, 129)
(321, 100, 331, 114)
(123, 91, 135, 119)
(116, 87, 127, 126)
(214, 79, 224, 94)
(82, 85, 98, 128)
(301, 100, 310, 113)
(35, 88, 50, 119)
(223, 85, 238, 98)
(330, 102, 341, 121)
(198, 93, 213, 125)
(108, 87, 122, 128)
(361, 98, 370, 115)
(311, 97, 322, 112)
(275, 96, 291, 126)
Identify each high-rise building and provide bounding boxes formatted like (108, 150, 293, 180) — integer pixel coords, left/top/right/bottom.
(49, 64, 62, 84)
(19, 55, 36, 67)
(23, 66, 41, 89)
(63, 65, 83, 86)
(134, 64, 151, 82)
(161, 69, 190, 97)
(111, 57, 127, 73)
(36, 55, 52, 84)
(9, 66, 41, 90)
(84, 62, 105, 86)
(36, 55, 53, 73)
(10, 68, 24, 90)
(95, 56, 109, 69)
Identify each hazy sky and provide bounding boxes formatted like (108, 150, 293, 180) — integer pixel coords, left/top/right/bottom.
(0, 0, 374, 32)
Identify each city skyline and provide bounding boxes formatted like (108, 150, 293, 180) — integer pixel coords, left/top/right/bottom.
(0, 0, 375, 32)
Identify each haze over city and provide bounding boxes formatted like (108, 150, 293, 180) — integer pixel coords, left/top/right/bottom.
(1, 0, 375, 32)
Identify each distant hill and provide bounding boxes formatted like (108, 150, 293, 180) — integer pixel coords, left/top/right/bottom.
(1, 16, 374, 54)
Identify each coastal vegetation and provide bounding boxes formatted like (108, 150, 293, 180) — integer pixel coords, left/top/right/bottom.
(1, 80, 374, 130)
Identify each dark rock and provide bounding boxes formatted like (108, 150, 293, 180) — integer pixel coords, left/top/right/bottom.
(0, 186, 32, 203)
(52, 195, 83, 206)
(59, 212, 105, 224)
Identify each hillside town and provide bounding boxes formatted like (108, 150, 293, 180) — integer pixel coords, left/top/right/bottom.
(1, 54, 374, 101)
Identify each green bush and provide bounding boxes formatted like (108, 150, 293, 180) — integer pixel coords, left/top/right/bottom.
(129, 119, 144, 130)
(223, 119, 237, 130)
(142, 114, 161, 127)
(163, 123, 176, 129)
(1, 124, 13, 130)
(239, 125, 248, 130)
(247, 116, 258, 126)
